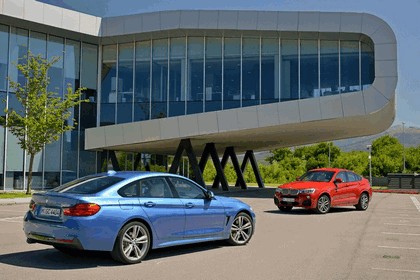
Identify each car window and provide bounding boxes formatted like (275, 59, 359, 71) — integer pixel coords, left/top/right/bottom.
(118, 181, 141, 197)
(336, 172, 347, 183)
(300, 171, 334, 182)
(168, 177, 206, 199)
(347, 172, 361, 182)
(53, 176, 125, 194)
(141, 177, 173, 198)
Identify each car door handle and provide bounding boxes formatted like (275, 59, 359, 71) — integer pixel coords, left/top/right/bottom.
(185, 202, 194, 208)
(144, 202, 156, 207)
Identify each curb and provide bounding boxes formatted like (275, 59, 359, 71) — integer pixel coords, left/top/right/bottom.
(373, 189, 419, 195)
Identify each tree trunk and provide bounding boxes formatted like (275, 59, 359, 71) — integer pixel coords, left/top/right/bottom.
(26, 153, 35, 195)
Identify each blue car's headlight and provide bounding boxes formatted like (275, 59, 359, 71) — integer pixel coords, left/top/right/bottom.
(299, 188, 315, 194)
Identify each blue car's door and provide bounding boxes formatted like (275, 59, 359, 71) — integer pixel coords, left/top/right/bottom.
(138, 177, 186, 245)
(167, 177, 226, 239)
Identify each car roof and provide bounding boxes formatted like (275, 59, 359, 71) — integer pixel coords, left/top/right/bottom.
(99, 170, 183, 180)
(310, 168, 351, 173)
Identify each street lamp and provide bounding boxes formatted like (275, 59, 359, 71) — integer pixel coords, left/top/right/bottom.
(402, 122, 406, 173)
(367, 144, 372, 184)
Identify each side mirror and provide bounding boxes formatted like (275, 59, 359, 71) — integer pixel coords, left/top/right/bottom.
(206, 190, 215, 200)
(334, 178, 343, 184)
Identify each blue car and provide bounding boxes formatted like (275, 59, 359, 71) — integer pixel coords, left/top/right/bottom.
(23, 171, 255, 264)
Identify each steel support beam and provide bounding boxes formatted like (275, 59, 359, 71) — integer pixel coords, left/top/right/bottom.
(169, 139, 205, 188)
(199, 143, 229, 191)
(235, 150, 264, 188)
(212, 146, 247, 190)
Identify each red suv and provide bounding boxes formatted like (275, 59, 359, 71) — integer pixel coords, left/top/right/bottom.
(273, 168, 372, 214)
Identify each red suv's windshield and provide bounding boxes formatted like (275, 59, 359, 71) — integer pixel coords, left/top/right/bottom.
(299, 171, 335, 182)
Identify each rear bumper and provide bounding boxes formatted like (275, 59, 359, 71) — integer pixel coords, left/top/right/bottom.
(23, 211, 116, 251)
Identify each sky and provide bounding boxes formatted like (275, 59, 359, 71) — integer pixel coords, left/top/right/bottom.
(39, 0, 420, 128)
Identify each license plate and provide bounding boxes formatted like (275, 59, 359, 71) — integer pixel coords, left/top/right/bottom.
(40, 207, 61, 217)
(282, 197, 295, 202)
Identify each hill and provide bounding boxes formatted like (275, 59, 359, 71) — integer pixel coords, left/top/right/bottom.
(334, 125, 420, 152)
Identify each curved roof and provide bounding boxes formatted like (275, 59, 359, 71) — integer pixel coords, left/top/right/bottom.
(86, 11, 397, 154)
(0, 2, 397, 154)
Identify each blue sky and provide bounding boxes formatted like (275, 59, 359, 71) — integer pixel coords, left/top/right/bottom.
(40, 0, 420, 127)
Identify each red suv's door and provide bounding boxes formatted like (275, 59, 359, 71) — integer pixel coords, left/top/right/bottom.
(331, 171, 352, 206)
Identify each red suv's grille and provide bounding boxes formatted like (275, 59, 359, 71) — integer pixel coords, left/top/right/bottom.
(281, 189, 299, 196)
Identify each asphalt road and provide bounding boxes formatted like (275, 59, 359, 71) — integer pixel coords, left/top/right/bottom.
(0, 191, 419, 280)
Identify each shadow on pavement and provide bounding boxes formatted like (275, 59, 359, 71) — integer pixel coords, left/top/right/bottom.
(213, 187, 276, 199)
(0, 242, 225, 269)
(265, 207, 358, 215)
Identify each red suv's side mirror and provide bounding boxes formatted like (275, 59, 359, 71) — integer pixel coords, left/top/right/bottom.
(334, 178, 343, 184)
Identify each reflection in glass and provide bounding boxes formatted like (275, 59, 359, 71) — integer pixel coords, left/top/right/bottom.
(62, 40, 80, 183)
(340, 41, 359, 93)
(261, 38, 278, 104)
(7, 27, 28, 190)
(300, 40, 318, 99)
(169, 37, 185, 117)
(152, 39, 168, 119)
(134, 41, 151, 121)
(101, 45, 117, 126)
(9, 28, 28, 86)
(224, 38, 240, 109)
(187, 37, 204, 114)
(117, 43, 134, 124)
(47, 36, 64, 95)
(205, 37, 222, 112)
(29, 32, 46, 58)
(242, 38, 259, 107)
(320, 41, 339, 96)
(281, 39, 298, 101)
(0, 25, 8, 92)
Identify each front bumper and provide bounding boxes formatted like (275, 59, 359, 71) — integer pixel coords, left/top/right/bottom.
(274, 193, 314, 208)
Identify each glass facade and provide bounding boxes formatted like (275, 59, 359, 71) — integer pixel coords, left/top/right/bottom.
(99, 35, 374, 122)
(0, 24, 98, 190)
(0, 19, 376, 191)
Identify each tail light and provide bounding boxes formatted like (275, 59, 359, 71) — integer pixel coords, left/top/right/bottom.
(63, 203, 101, 217)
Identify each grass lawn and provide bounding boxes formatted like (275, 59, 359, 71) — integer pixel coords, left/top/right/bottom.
(0, 192, 32, 199)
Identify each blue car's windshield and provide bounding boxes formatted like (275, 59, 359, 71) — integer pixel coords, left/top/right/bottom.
(299, 171, 334, 182)
(51, 175, 125, 194)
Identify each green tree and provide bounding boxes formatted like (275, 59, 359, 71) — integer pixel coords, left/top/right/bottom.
(294, 142, 340, 170)
(406, 146, 420, 173)
(4, 53, 86, 194)
(333, 151, 368, 175)
(371, 135, 404, 176)
(266, 148, 293, 164)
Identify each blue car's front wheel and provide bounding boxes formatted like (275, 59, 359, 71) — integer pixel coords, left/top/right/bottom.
(228, 212, 254, 246)
(111, 221, 151, 264)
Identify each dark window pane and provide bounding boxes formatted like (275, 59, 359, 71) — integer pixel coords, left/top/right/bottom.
(224, 38, 240, 109)
(187, 37, 204, 114)
(300, 40, 318, 99)
(320, 40, 339, 96)
(340, 41, 359, 93)
(242, 38, 259, 107)
(205, 37, 222, 112)
(281, 39, 298, 101)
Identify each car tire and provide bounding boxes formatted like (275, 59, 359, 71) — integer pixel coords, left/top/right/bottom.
(111, 221, 151, 264)
(355, 192, 369, 211)
(315, 194, 331, 214)
(227, 212, 254, 246)
(278, 206, 293, 212)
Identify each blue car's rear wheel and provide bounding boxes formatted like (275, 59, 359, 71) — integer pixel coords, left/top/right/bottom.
(111, 221, 150, 264)
(228, 212, 254, 246)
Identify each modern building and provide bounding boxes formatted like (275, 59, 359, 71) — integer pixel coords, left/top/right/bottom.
(0, 0, 397, 190)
